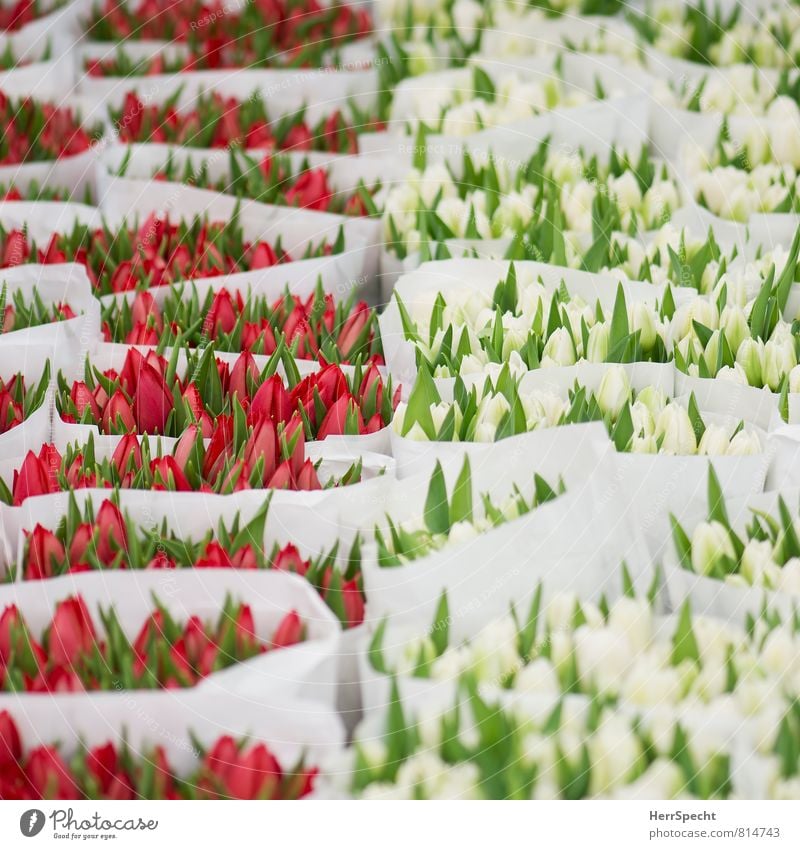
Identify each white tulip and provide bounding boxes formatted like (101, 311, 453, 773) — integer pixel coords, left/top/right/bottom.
(726, 429, 762, 456)
(514, 658, 559, 696)
(585, 321, 610, 363)
(778, 557, 800, 594)
(608, 596, 653, 651)
(698, 423, 732, 456)
(763, 338, 797, 390)
(631, 434, 658, 453)
(596, 366, 632, 418)
(736, 338, 765, 386)
(588, 715, 641, 795)
(719, 305, 750, 354)
(690, 521, 735, 575)
(574, 626, 632, 695)
(612, 759, 684, 800)
(741, 538, 778, 586)
(636, 385, 668, 418)
(608, 171, 643, 215)
(630, 400, 655, 438)
(716, 362, 749, 384)
(630, 302, 658, 350)
(451, 0, 483, 42)
(656, 403, 698, 455)
(541, 326, 576, 366)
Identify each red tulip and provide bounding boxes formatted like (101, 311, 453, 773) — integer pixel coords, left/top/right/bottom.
(266, 459, 293, 489)
(342, 579, 365, 627)
(134, 361, 174, 433)
(317, 394, 362, 439)
(250, 242, 278, 269)
(272, 543, 309, 576)
(173, 424, 201, 473)
(12, 448, 59, 505)
(25, 746, 79, 799)
(130, 290, 163, 333)
(102, 390, 136, 433)
(296, 459, 321, 490)
(150, 456, 192, 491)
(248, 374, 292, 425)
(231, 545, 258, 569)
(96, 501, 127, 565)
(229, 351, 258, 405)
(195, 541, 232, 568)
(285, 169, 332, 211)
(243, 419, 277, 483)
(47, 596, 97, 668)
(70, 381, 100, 422)
(283, 123, 313, 151)
(111, 433, 142, 475)
(205, 289, 238, 336)
(26, 525, 65, 581)
(0, 711, 22, 770)
(68, 523, 94, 566)
(270, 610, 303, 649)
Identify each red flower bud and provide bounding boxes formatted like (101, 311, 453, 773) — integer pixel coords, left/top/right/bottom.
(134, 362, 174, 433)
(102, 390, 136, 433)
(204, 289, 238, 336)
(229, 351, 259, 406)
(130, 290, 163, 333)
(249, 241, 278, 269)
(285, 169, 332, 212)
(266, 459, 294, 490)
(12, 448, 59, 505)
(111, 433, 142, 476)
(48, 596, 97, 668)
(270, 610, 303, 649)
(272, 543, 309, 576)
(96, 501, 127, 565)
(26, 746, 79, 799)
(231, 545, 258, 569)
(342, 579, 365, 628)
(317, 394, 362, 439)
(68, 523, 94, 566)
(296, 459, 321, 491)
(0, 710, 22, 770)
(26, 525, 65, 581)
(195, 541, 232, 568)
(70, 381, 101, 422)
(283, 123, 313, 151)
(150, 456, 192, 491)
(249, 374, 292, 425)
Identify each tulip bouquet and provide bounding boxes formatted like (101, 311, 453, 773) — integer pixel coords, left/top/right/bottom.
(0, 593, 306, 692)
(392, 364, 762, 457)
(670, 239, 800, 395)
(0, 366, 50, 437)
(111, 91, 381, 154)
(128, 149, 379, 217)
(627, 1, 800, 68)
(0, 286, 79, 334)
(1, 422, 372, 505)
(85, 0, 371, 70)
(0, 91, 102, 165)
(0, 0, 67, 31)
(351, 682, 735, 799)
(392, 268, 671, 380)
(686, 123, 800, 221)
(0, 213, 336, 296)
(0, 710, 317, 799)
(17, 495, 366, 626)
(56, 346, 395, 439)
(670, 468, 800, 597)
(101, 285, 382, 364)
(383, 142, 681, 259)
(391, 66, 593, 137)
(368, 583, 799, 721)
(654, 68, 800, 119)
(373, 458, 564, 567)
(0, 183, 89, 202)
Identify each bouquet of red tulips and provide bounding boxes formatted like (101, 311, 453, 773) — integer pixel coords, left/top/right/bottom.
(3, 419, 372, 504)
(0, 91, 102, 165)
(1, 284, 78, 334)
(85, 0, 371, 70)
(0, 710, 317, 799)
(0, 0, 66, 32)
(57, 345, 395, 439)
(111, 90, 381, 153)
(0, 593, 304, 692)
(19, 495, 366, 625)
(0, 365, 50, 436)
(103, 284, 381, 363)
(0, 213, 336, 296)
(133, 149, 379, 216)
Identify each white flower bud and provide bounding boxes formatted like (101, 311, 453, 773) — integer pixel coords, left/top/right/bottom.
(691, 520, 735, 575)
(656, 403, 698, 455)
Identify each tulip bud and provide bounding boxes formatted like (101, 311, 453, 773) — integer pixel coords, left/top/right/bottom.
(96, 501, 127, 565)
(111, 434, 142, 475)
(656, 403, 697, 455)
(102, 390, 135, 433)
(719, 306, 750, 356)
(585, 322, 609, 363)
(762, 338, 796, 391)
(596, 366, 632, 418)
(727, 429, 761, 456)
(736, 338, 765, 387)
(48, 596, 97, 667)
(25, 746, 79, 798)
(690, 521, 735, 575)
(0, 710, 22, 769)
(270, 610, 304, 649)
(702, 330, 722, 376)
(698, 423, 731, 455)
(630, 302, 657, 350)
(133, 362, 174, 433)
(26, 525, 66, 580)
(635, 386, 667, 419)
(541, 326, 576, 367)
(790, 364, 800, 394)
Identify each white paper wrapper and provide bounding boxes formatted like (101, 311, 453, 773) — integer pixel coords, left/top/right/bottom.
(0, 0, 93, 63)
(0, 568, 340, 704)
(362, 453, 651, 632)
(2, 690, 344, 778)
(766, 425, 800, 489)
(76, 45, 380, 125)
(0, 262, 101, 376)
(0, 199, 101, 241)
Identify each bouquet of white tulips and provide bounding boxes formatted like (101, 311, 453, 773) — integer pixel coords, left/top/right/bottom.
(393, 267, 672, 380)
(392, 363, 762, 458)
(382, 140, 681, 259)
